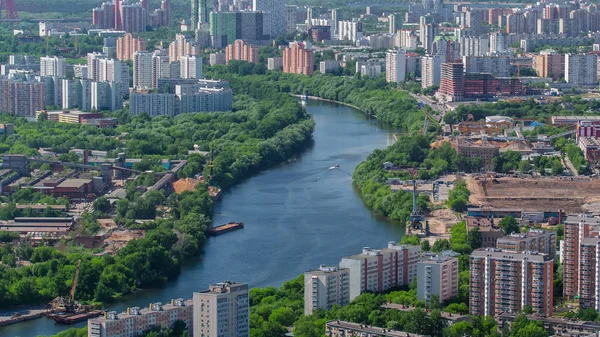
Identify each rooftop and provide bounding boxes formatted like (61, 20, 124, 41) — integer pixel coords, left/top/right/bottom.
(497, 229, 554, 242)
(56, 178, 92, 189)
(94, 299, 193, 322)
(326, 320, 427, 337)
(471, 248, 551, 262)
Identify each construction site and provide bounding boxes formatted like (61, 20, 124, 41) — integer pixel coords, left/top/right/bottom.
(466, 175, 600, 213)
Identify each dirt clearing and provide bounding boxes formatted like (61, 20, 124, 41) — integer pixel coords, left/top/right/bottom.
(466, 176, 600, 213)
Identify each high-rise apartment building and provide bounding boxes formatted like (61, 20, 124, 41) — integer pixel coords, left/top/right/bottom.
(579, 238, 600, 311)
(209, 11, 237, 49)
(253, 0, 285, 38)
(225, 40, 259, 64)
(169, 34, 200, 62)
(565, 54, 598, 86)
(417, 252, 459, 304)
(180, 56, 203, 79)
(40, 56, 66, 77)
(337, 20, 362, 41)
(386, 49, 406, 83)
(533, 51, 564, 80)
(120, 3, 147, 33)
(396, 29, 418, 50)
(116, 33, 147, 61)
(439, 62, 464, 102)
(62, 78, 91, 111)
(339, 242, 421, 300)
(421, 54, 443, 88)
(496, 230, 557, 256)
(0, 79, 45, 116)
(91, 81, 122, 111)
(88, 299, 193, 337)
(470, 248, 554, 317)
(462, 55, 511, 77)
(191, 0, 215, 28)
(133, 51, 153, 89)
(130, 93, 177, 116)
(192, 281, 249, 337)
(563, 215, 600, 300)
(98, 58, 122, 84)
(282, 42, 314, 76)
(304, 265, 350, 315)
(152, 50, 171, 89)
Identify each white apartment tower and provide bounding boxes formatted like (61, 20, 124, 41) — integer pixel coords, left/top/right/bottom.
(40, 56, 66, 77)
(152, 50, 171, 89)
(417, 252, 459, 304)
(180, 55, 203, 79)
(339, 242, 421, 300)
(565, 54, 598, 87)
(338, 20, 362, 41)
(421, 54, 443, 88)
(98, 58, 122, 83)
(193, 281, 249, 337)
(133, 51, 153, 89)
(304, 265, 350, 315)
(386, 49, 406, 83)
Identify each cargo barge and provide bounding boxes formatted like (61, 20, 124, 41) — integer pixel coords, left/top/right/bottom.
(48, 310, 103, 325)
(207, 222, 244, 236)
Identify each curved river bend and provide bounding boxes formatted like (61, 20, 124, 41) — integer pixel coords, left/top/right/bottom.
(3, 100, 404, 337)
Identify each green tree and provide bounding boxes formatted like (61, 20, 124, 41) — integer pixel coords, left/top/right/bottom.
(400, 235, 420, 245)
(421, 240, 431, 251)
(93, 197, 111, 214)
(467, 226, 483, 250)
(498, 216, 520, 235)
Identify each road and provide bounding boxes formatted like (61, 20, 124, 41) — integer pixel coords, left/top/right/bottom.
(410, 93, 448, 120)
(563, 156, 579, 177)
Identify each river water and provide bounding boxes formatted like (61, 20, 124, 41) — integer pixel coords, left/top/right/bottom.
(3, 100, 404, 337)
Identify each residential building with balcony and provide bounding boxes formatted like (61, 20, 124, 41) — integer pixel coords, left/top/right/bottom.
(192, 281, 249, 337)
(563, 215, 600, 300)
(417, 251, 459, 304)
(339, 242, 421, 301)
(470, 248, 554, 317)
(304, 265, 350, 315)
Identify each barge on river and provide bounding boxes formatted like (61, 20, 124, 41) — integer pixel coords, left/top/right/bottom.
(48, 310, 103, 325)
(207, 222, 244, 236)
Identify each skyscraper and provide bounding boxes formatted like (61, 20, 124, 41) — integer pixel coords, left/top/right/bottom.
(253, 0, 285, 38)
(192, 0, 216, 28)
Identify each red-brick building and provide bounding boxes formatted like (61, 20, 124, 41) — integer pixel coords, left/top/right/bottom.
(283, 42, 314, 76)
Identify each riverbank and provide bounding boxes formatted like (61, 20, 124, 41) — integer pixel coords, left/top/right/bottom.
(291, 94, 365, 113)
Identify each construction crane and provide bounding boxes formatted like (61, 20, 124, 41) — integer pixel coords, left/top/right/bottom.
(50, 259, 82, 313)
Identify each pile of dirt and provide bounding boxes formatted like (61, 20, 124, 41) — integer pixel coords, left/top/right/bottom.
(173, 178, 200, 194)
(427, 209, 459, 235)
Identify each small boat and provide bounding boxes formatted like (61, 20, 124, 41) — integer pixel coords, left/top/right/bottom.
(329, 164, 340, 170)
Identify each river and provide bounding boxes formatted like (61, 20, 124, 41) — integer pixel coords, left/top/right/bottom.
(3, 100, 404, 337)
